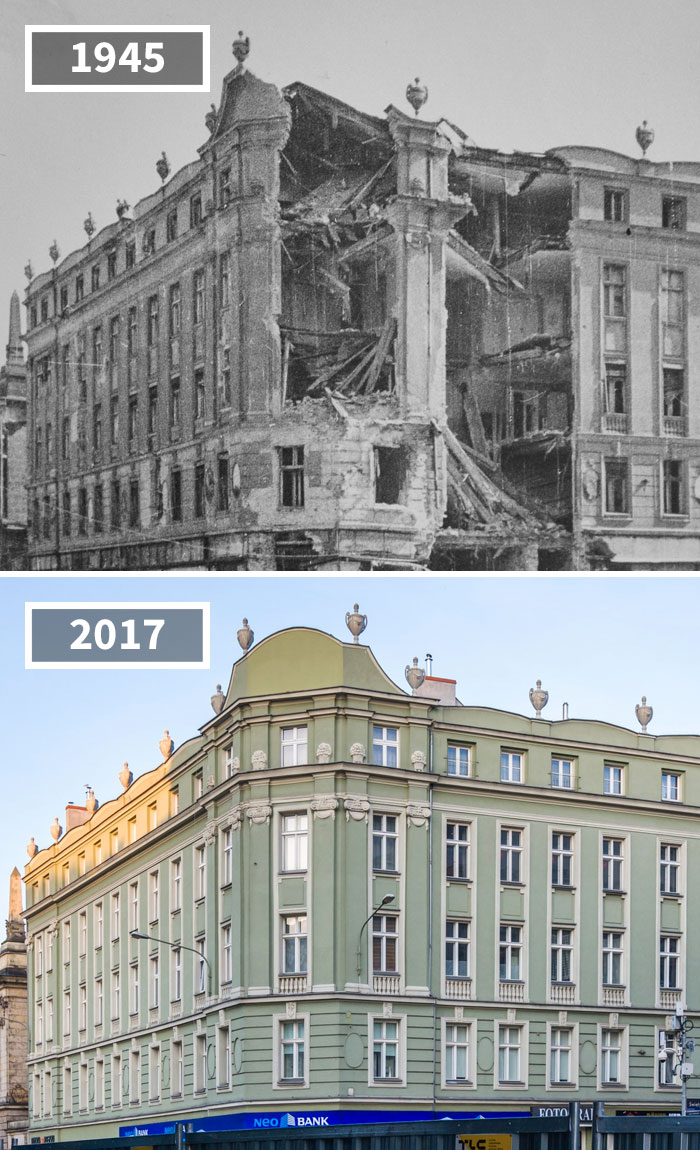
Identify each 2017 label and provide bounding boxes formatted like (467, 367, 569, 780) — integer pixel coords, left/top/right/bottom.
(25, 603, 210, 668)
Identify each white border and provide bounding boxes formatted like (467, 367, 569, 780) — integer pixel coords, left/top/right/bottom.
(25, 26, 210, 93)
(25, 601, 210, 670)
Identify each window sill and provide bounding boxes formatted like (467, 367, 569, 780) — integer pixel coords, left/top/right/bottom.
(372, 1078, 403, 1085)
(498, 1081, 526, 1087)
(446, 877, 472, 885)
(373, 869, 400, 877)
(551, 885, 576, 891)
(500, 882, 525, 889)
(278, 1079, 306, 1087)
(446, 1079, 473, 1087)
(603, 890, 626, 896)
(171, 1093, 182, 1101)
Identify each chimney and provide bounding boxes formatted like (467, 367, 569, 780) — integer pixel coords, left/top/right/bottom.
(413, 656, 457, 706)
(65, 804, 89, 831)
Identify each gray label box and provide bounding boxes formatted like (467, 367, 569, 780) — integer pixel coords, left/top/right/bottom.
(27, 27, 209, 91)
(26, 604, 209, 668)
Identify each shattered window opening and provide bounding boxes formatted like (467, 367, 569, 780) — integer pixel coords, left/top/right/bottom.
(604, 459, 629, 516)
(280, 446, 305, 508)
(663, 460, 684, 516)
(374, 446, 405, 505)
(604, 189, 628, 223)
(662, 197, 686, 231)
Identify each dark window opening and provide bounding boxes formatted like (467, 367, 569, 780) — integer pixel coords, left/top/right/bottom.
(195, 369, 205, 420)
(62, 491, 71, 537)
(194, 462, 205, 518)
(94, 485, 103, 533)
(107, 251, 117, 281)
(166, 210, 178, 243)
(91, 265, 100, 292)
(129, 480, 140, 528)
(280, 447, 304, 508)
(190, 194, 203, 229)
(217, 455, 229, 512)
(604, 364, 627, 413)
(663, 368, 685, 417)
(170, 469, 182, 522)
(111, 481, 121, 530)
(662, 197, 686, 231)
(604, 189, 627, 223)
(663, 461, 684, 515)
(125, 243, 136, 270)
(605, 459, 629, 515)
(78, 488, 88, 536)
(170, 377, 181, 427)
(374, 446, 405, 505)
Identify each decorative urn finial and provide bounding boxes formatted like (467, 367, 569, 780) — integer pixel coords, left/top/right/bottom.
(156, 151, 171, 184)
(529, 679, 549, 718)
(237, 618, 254, 652)
(159, 730, 174, 760)
(635, 695, 653, 732)
(636, 120, 654, 156)
(24, 260, 34, 284)
(83, 212, 96, 238)
(405, 657, 425, 691)
(211, 684, 225, 714)
(232, 30, 250, 67)
(26, 836, 38, 859)
(50, 817, 62, 842)
(345, 603, 367, 644)
(116, 199, 130, 220)
(49, 240, 60, 265)
(119, 762, 133, 790)
(406, 77, 429, 116)
(205, 103, 217, 134)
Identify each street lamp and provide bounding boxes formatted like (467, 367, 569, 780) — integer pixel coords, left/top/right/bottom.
(355, 893, 395, 984)
(658, 1000, 695, 1116)
(130, 930, 212, 996)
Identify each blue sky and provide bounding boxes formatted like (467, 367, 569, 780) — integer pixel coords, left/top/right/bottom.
(2, 572, 699, 914)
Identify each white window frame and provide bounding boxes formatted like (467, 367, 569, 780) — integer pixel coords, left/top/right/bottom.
(499, 923, 523, 982)
(551, 927, 574, 985)
(372, 725, 399, 768)
(195, 937, 207, 994)
(447, 745, 470, 777)
(62, 1064, 72, 1115)
(372, 813, 398, 873)
(95, 978, 103, 1026)
(95, 1057, 105, 1110)
(372, 913, 398, 974)
(129, 881, 139, 932)
(221, 828, 232, 885)
(221, 923, 232, 985)
(129, 961, 139, 1015)
(551, 757, 574, 789)
(111, 1052, 121, 1107)
(78, 911, 87, 955)
(442, 1018, 474, 1086)
(111, 969, 120, 1020)
(79, 1062, 88, 1112)
(599, 1025, 626, 1088)
(446, 820, 470, 881)
(170, 947, 181, 1002)
(662, 771, 682, 803)
(129, 1049, 140, 1103)
(149, 870, 159, 921)
(274, 1012, 309, 1087)
(195, 1033, 207, 1093)
(280, 725, 308, 767)
(149, 1044, 161, 1101)
(63, 988, 71, 1036)
(281, 812, 308, 872)
(281, 914, 308, 975)
(602, 930, 624, 986)
(150, 953, 160, 1008)
(195, 845, 206, 900)
(369, 1013, 404, 1085)
(500, 826, 523, 884)
(551, 831, 574, 887)
(94, 902, 103, 949)
(171, 857, 182, 911)
(78, 982, 87, 1031)
(171, 1040, 183, 1098)
(445, 919, 470, 980)
(660, 934, 681, 990)
(604, 763, 624, 795)
(548, 1022, 578, 1088)
(500, 750, 523, 784)
(660, 842, 681, 896)
(111, 891, 120, 940)
(217, 1023, 231, 1088)
(495, 1022, 528, 1087)
(603, 837, 624, 892)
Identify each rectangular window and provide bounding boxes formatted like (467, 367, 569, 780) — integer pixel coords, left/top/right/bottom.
(280, 725, 308, 767)
(373, 1018, 398, 1080)
(129, 961, 139, 1014)
(111, 969, 120, 1019)
(94, 484, 104, 535)
(95, 1061, 105, 1112)
(107, 250, 117, 281)
(196, 938, 206, 994)
(499, 924, 522, 981)
(109, 315, 119, 366)
(282, 914, 308, 974)
(604, 188, 627, 222)
(281, 813, 308, 871)
(221, 828, 232, 885)
(166, 209, 178, 242)
(195, 368, 205, 419)
(604, 459, 629, 514)
(551, 927, 573, 983)
(221, 923, 232, 983)
(111, 1052, 121, 1106)
(663, 461, 685, 516)
(194, 1032, 207, 1093)
(129, 881, 138, 931)
(661, 269, 685, 357)
(129, 479, 140, 527)
(221, 346, 231, 405)
(662, 771, 681, 801)
(603, 264, 627, 353)
(500, 827, 523, 884)
(148, 386, 158, 436)
(149, 870, 159, 921)
(219, 169, 231, 208)
(170, 468, 182, 522)
(603, 838, 623, 891)
(170, 376, 181, 427)
(95, 977, 103, 1026)
(129, 1049, 140, 1103)
(171, 858, 182, 911)
(374, 446, 405, 504)
(170, 947, 181, 1001)
(169, 283, 181, 336)
(663, 366, 685, 421)
(92, 264, 100, 292)
(551, 758, 573, 789)
(190, 194, 203, 229)
(552, 832, 573, 887)
(446, 821, 470, 880)
(111, 891, 120, 939)
(75, 274, 84, 302)
(660, 935, 680, 989)
(217, 454, 230, 511)
(601, 1028, 623, 1084)
(602, 931, 623, 985)
(149, 1046, 160, 1101)
(62, 1065, 72, 1114)
(445, 1021, 471, 1083)
(660, 843, 680, 895)
(111, 480, 121, 529)
(143, 228, 156, 256)
(194, 462, 205, 518)
(280, 446, 305, 507)
(195, 845, 206, 899)
(220, 252, 230, 304)
(79, 1062, 88, 1111)
(78, 911, 87, 954)
(171, 1040, 183, 1097)
(445, 920, 469, 979)
(194, 771, 203, 798)
(498, 1025, 522, 1083)
(150, 954, 159, 1008)
(125, 242, 135, 269)
(658, 1031, 680, 1086)
(217, 1025, 230, 1088)
(373, 814, 398, 872)
(62, 490, 71, 537)
(280, 1018, 305, 1081)
(372, 725, 398, 767)
(372, 914, 398, 973)
(147, 295, 159, 347)
(128, 817, 136, 844)
(662, 197, 686, 231)
(550, 1027, 573, 1085)
(193, 268, 204, 323)
(501, 751, 523, 783)
(63, 989, 71, 1035)
(127, 305, 137, 355)
(604, 763, 623, 795)
(447, 745, 470, 776)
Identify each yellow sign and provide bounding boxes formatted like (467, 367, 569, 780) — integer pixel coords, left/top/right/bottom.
(457, 1135, 513, 1150)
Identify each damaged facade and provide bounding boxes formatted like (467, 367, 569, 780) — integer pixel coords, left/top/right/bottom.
(21, 38, 700, 569)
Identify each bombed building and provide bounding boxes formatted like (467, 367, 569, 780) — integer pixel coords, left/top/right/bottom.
(21, 35, 700, 570)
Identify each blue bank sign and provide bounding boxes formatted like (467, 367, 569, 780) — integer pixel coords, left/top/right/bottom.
(120, 1109, 531, 1137)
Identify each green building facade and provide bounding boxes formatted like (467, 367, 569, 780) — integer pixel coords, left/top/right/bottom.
(23, 625, 699, 1140)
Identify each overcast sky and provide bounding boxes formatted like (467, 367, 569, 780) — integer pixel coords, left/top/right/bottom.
(2, 0, 700, 339)
(2, 572, 700, 913)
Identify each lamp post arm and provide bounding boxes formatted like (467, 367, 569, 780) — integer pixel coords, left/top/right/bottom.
(130, 931, 212, 994)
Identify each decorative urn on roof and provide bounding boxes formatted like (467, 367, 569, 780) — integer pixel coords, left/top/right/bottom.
(635, 696, 653, 732)
(85, 787, 98, 815)
(83, 212, 96, 238)
(345, 603, 367, 644)
(159, 730, 174, 760)
(232, 30, 250, 67)
(119, 762, 133, 790)
(405, 657, 425, 691)
(211, 684, 225, 714)
(406, 77, 428, 116)
(237, 618, 254, 652)
(635, 120, 654, 156)
(24, 260, 34, 284)
(26, 836, 38, 859)
(49, 240, 60, 265)
(116, 199, 130, 220)
(529, 679, 549, 718)
(205, 103, 217, 134)
(50, 817, 62, 842)
(156, 151, 171, 184)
